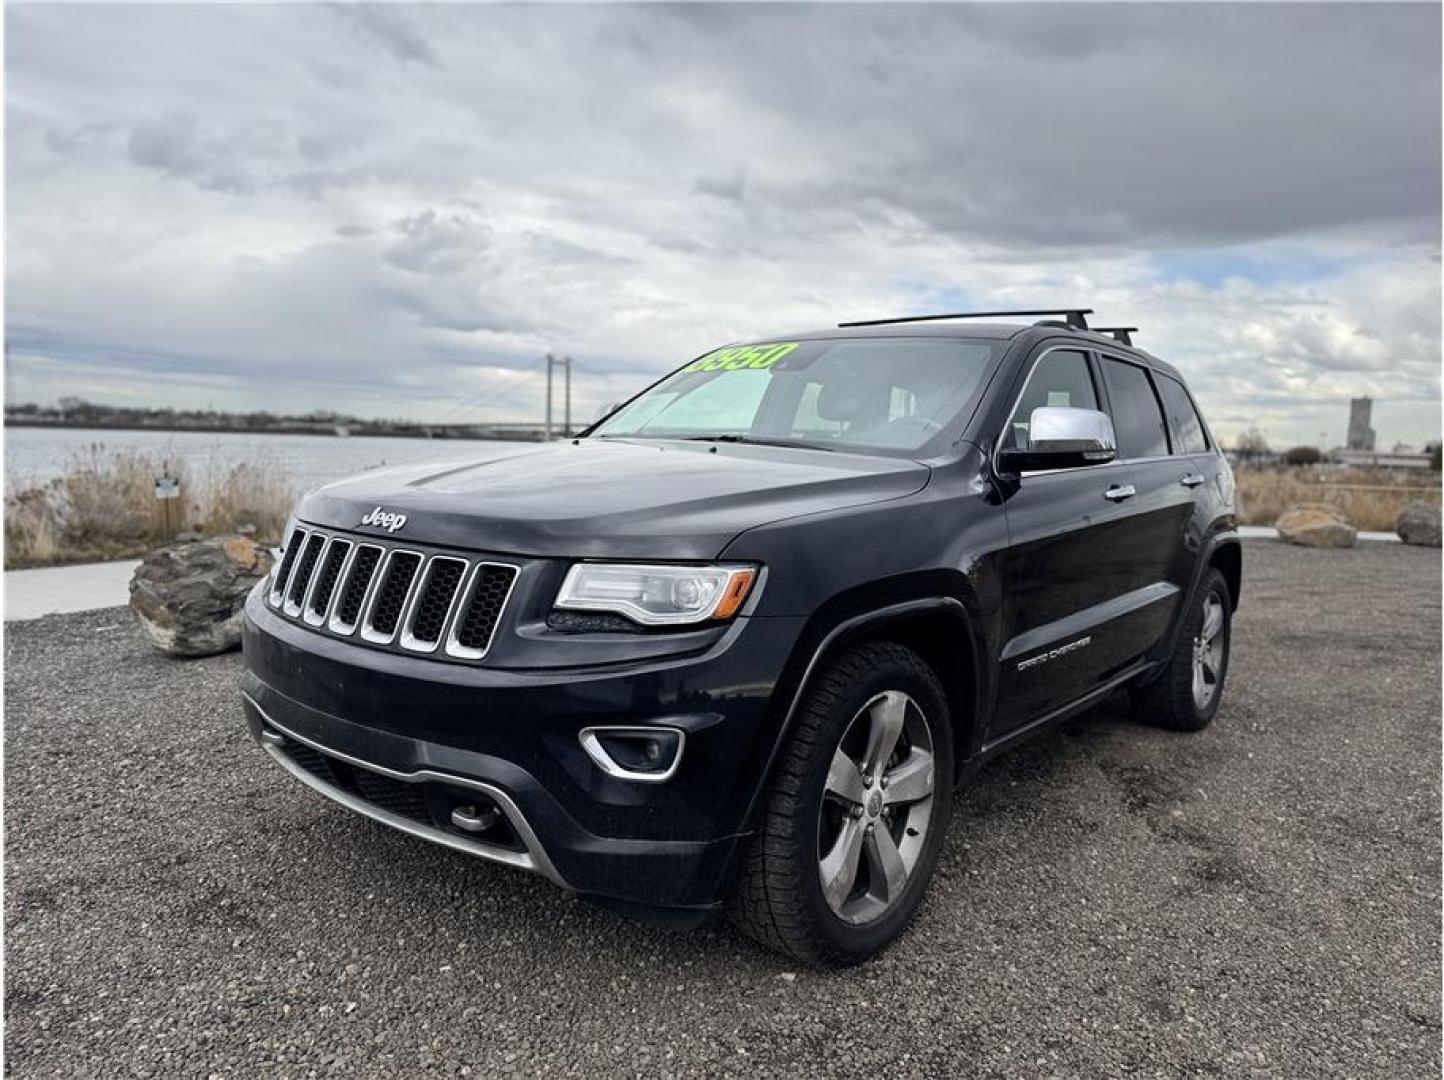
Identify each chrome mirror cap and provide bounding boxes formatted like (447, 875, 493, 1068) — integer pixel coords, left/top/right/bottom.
(1028, 406, 1117, 460)
(1000, 406, 1117, 473)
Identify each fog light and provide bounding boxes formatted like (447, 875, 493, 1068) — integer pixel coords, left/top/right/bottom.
(579, 726, 686, 782)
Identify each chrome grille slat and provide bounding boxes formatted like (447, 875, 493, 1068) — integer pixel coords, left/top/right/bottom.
(283, 533, 327, 617)
(329, 544, 384, 635)
(304, 539, 353, 626)
(269, 526, 307, 607)
(267, 526, 517, 664)
(400, 557, 468, 653)
(445, 562, 518, 660)
(360, 550, 425, 644)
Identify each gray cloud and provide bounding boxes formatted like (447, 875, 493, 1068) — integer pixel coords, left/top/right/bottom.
(331, 4, 441, 68)
(125, 111, 254, 193)
(383, 210, 491, 275)
(693, 169, 747, 203)
(4, 3, 1440, 445)
(43, 120, 115, 156)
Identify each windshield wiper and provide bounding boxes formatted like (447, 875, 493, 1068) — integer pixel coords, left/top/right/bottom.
(680, 434, 834, 451)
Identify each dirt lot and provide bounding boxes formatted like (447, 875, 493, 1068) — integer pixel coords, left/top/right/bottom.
(5, 540, 1440, 1077)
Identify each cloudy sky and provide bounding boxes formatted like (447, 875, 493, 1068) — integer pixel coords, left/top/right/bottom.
(6, 3, 1441, 447)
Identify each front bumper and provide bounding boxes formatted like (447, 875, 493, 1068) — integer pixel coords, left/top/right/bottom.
(244, 692, 567, 885)
(241, 588, 805, 914)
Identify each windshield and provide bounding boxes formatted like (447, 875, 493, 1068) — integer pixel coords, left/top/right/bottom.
(592, 337, 1000, 454)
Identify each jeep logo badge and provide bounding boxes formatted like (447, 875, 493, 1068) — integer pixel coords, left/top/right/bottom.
(360, 506, 408, 533)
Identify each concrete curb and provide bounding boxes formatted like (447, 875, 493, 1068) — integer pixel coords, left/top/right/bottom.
(1237, 525, 1400, 543)
(4, 559, 141, 622)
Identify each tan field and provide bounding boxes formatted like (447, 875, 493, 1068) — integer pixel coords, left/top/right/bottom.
(1235, 466, 1441, 531)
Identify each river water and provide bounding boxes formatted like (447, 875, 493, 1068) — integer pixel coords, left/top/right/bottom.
(4, 426, 534, 492)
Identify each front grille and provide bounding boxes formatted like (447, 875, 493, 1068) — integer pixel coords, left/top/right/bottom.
(352, 771, 432, 824)
(283, 740, 340, 787)
(276, 737, 430, 825)
(405, 558, 466, 647)
(307, 540, 351, 621)
(366, 552, 423, 639)
(333, 545, 382, 629)
(265, 525, 518, 664)
(284, 534, 326, 612)
(450, 564, 518, 657)
(271, 527, 306, 604)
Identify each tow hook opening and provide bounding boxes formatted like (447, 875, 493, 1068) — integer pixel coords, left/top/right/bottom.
(443, 792, 522, 850)
(450, 802, 501, 833)
(579, 726, 686, 782)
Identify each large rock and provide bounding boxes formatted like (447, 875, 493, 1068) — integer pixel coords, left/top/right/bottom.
(129, 535, 274, 656)
(1396, 500, 1442, 547)
(1275, 505, 1357, 549)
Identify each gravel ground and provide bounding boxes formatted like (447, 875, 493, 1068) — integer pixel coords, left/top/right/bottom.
(5, 540, 1440, 1078)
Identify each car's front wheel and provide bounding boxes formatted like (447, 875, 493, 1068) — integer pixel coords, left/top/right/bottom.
(731, 642, 953, 966)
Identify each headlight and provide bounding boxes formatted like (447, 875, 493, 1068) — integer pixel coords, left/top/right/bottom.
(555, 563, 758, 627)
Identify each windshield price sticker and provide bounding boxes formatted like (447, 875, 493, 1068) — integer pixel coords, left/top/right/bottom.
(683, 342, 799, 373)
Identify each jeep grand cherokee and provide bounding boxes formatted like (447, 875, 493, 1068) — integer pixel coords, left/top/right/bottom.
(241, 307, 1240, 966)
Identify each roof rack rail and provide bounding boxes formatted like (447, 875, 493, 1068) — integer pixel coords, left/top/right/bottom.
(1093, 326, 1138, 346)
(838, 308, 1092, 330)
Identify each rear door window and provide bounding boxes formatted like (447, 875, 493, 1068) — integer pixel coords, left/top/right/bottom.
(1155, 375, 1209, 454)
(1101, 358, 1170, 459)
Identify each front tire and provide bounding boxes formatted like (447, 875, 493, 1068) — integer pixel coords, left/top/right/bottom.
(731, 642, 954, 966)
(1132, 567, 1232, 732)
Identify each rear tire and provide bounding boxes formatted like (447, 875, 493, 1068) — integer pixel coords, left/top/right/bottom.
(730, 642, 954, 967)
(1132, 568, 1231, 732)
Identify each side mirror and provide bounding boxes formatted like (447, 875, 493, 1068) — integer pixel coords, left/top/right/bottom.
(1000, 406, 1116, 472)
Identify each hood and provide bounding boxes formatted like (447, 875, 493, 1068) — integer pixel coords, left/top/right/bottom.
(297, 437, 930, 559)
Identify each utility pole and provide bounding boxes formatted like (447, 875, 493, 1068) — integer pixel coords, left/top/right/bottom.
(544, 354, 574, 440)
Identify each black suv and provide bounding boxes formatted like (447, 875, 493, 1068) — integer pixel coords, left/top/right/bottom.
(241, 308, 1239, 966)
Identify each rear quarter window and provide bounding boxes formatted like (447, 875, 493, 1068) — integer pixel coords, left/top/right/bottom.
(1155, 375, 1210, 454)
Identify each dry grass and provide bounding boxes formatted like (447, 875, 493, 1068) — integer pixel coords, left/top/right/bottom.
(1235, 466, 1442, 532)
(5, 446, 297, 569)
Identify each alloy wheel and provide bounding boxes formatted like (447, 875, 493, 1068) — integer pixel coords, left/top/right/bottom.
(816, 690, 937, 925)
(1192, 591, 1226, 711)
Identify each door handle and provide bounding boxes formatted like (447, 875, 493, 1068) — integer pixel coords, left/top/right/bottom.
(1180, 473, 1205, 488)
(1104, 484, 1136, 502)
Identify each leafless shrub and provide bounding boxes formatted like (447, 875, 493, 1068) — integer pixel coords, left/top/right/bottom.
(5, 447, 297, 569)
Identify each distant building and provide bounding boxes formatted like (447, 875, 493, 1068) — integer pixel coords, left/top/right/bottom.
(1347, 397, 1376, 451)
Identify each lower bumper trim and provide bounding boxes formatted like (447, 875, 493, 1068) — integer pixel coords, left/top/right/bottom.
(243, 691, 572, 891)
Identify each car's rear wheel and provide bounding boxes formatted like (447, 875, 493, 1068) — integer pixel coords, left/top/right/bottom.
(731, 642, 953, 966)
(1132, 567, 1232, 732)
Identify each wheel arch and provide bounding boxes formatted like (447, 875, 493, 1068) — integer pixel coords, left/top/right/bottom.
(1151, 529, 1242, 673)
(757, 576, 990, 808)
(854, 607, 978, 769)
(1210, 538, 1242, 611)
